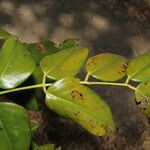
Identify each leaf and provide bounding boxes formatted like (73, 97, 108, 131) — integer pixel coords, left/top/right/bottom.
(0, 28, 11, 40)
(40, 47, 89, 80)
(46, 77, 116, 136)
(0, 36, 35, 89)
(26, 41, 59, 65)
(25, 97, 39, 111)
(38, 144, 55, 150)
(58, 38, 79, 50)
(127, 51, 150, 82)
(135, 82, 150, 116)
(86, 53, 128, 81)
(25, 41, 60, 110)
(0, 102, 31, 150)
(31, 143, 60, 150)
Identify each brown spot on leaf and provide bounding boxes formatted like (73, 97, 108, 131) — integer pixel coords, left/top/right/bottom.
(144, 82, 148, 85)
(101, 124, 109, 132)
(37, 43, 45, 54)
(71, 90, 84, 100)
(74, 111, 80, 116)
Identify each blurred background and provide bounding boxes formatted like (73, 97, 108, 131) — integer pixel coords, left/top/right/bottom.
(0, 0, 149, 149)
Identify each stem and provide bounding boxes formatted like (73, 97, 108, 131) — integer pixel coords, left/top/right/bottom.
(125, 77, 130, 84)
(0, 83, 52, 95)
(80, 81, 137, 91)
(42, 74, 47, 94)
(84, 73, 90, 81)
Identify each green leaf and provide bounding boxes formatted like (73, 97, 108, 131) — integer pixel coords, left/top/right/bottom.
(0, 102, 31, 150)
(31, 143, 60, 150)
(127, 51, 150, 82)
(25, 97, 39, 111)
(86, 53, 128, 81)
(0, 28, 11, 40)
(25, 41, 60, 110)
(0, 36, 35, 89)
(38, 144, 55, 150)
(31, 142, 39, 150)
(135, 82, 150, 117)
(58, 38, 78, 50)
(40, 47, 89, 80)
(46, 77, 115, 136)
(26, 41, 59, 66)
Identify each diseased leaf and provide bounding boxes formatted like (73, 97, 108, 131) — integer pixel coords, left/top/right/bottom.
(40, 47, 89, 80)
(25, 41, 60, 110)
(58, 38, 78, 50)
(135, 82, 150, 116)
(0, 36, 35, 89)
(0, 28, 11, 40)
(26, 41, 59, 65)
(86, 53, 128, 81)
(127, 51, 150, 82)
(0, 102, 31, 150)
(46, 77, 115, 136)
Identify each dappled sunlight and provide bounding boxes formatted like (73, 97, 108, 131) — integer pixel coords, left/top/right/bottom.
(128, 36, 150, 56)
(0, 0, 15, 15)
(59, 13, 75, 27)
(85, 13, 111, 32)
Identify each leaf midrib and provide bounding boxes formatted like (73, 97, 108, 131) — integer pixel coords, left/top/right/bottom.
(45, 47, 77, 76)
(46, 92, 114, 131)
(128, 62, 150, 79)
(0, 120, 13, 150)
(0, 39, 18, 78)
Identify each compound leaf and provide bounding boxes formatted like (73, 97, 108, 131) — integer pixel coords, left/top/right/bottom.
(86, 53, 128, 81)
(135, 82, 150, 116)
(0, 36, 35, 89)
(40, 47, 89, 80)
(46, 77, 115, 136)
(0, 102, 31, 150)
(127, 51, 150, 82)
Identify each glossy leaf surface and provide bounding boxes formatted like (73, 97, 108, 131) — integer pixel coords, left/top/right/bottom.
(58, 38, 78, 50)
(127, 51, 150, 82)
(46, 77, 115, 136)
(40, 47, 89, 80)
(86, 53, 128, 81)
(0, 28, 11, 40)
(0, 36, 35, 89)
(0, 102, 31, 150)
(135, 82, 150, 116)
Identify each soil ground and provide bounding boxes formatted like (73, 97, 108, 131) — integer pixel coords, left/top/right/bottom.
(0, 0, 150, 150)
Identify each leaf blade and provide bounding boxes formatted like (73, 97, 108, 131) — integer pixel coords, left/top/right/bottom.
(0, 36, 35, 89)
(0, 102, 31, 150)
(46, 77, 115, 136)
(135, 82, 150, 116)
(86, 53, 128, 81)
(127, 51, 150, 82)
(40, 47, 89, 80)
